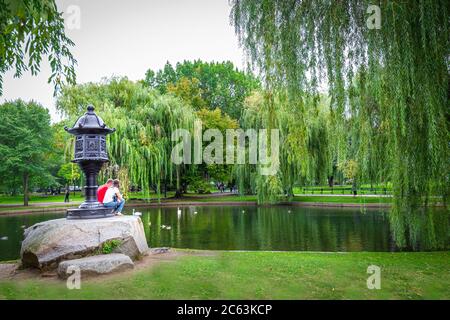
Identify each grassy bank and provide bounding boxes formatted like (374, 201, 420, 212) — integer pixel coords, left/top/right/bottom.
(0, 193, 84, 205)
(0, 193, 394, 215)
(0, 191, 160, 205)
(1, 191, 391, 205)
(292, 196, 391, 204)
(0, 251, 448, 299)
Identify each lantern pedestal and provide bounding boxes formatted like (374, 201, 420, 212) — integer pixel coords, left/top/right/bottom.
(66, 207, 115, 219)
(64, 105, 116, 220)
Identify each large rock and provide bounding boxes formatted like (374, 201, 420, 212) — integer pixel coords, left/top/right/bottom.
(21, 216, 149, 270)
(58, 253, 134, 278)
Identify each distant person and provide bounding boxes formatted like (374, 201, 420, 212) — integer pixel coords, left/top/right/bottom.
(97, 179, 113, 204)
(103, 179, 125, 215)
(64, 188, 70, 203)
(352, 183, 357, 196)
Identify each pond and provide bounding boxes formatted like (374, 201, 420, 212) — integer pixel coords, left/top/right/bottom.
(0, 205, 448, 261)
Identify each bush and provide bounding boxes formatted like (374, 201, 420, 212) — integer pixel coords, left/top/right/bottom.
(101, 239, 122, 254)
(189, 179, 212, 194)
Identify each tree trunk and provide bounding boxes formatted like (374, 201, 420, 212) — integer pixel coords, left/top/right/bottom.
(352, 179, 357, 196)
(174, 189, 183, 198)
(164, 179, 167, 198)
(23, 172, 29, 206)
(327, 176, 334, 187)
(174, 166, 183, 198)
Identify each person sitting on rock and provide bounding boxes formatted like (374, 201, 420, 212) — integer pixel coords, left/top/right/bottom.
(103, 179, 125, 215)
(97, 178, 113, 204)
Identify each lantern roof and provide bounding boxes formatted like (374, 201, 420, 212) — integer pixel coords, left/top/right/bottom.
(65, 105, 115, 135)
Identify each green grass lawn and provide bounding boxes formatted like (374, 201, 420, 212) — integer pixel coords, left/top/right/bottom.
(0, 204, 78, 213)
(0, 193, 395, 214)
(0, 193, 392, 206)
(0, 193, 84, 204)
(178, 194, 257, 202)
(0, 251, 448, 299)
(292, 196, 392, 204)
(293, 185, 393, 195)
(0, 191, 211, 205)
(178, 195, 392, 204)
(167, 194, 392, 204)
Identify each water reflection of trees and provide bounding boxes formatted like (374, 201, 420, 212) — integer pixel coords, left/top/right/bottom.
(0, 213, 62, 261)
(390, 208, 449, 251)
(1, 206, 448, 261)
(144, 206, 406, 252)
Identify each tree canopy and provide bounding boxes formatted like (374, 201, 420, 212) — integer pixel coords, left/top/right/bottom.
(57, 77, 197, 199)
(0, 100, 55, 205)
(144, 60, 260, 119)
(0, 0, 76, 95)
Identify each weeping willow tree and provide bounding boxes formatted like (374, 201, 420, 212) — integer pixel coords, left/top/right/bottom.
(238, 91, 284, 204)
(57, 78, 196, 201)
(348, 69, 390, 189)
(238, 90, 331, 204)
(231, 0, 449, 249)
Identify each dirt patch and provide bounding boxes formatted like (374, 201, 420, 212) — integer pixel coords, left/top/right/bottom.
(85, 248, 217, 283)
(0, 263, 18, 279)
(0, 249, 217, 283)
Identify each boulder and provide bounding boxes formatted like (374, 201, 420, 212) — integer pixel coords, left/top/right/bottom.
(21, 216, 149, 270)
(58, 253, 134, 278)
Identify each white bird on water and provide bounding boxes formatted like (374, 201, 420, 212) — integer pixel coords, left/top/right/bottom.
(132, 209, 142, 216)
(0, 236, 8, 241)
(177, 207, 182, 215)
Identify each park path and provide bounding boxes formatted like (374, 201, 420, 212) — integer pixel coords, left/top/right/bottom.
(294, 193, 392, 197)
(0, 201, 82, 208)
(0, 192, 392, 208)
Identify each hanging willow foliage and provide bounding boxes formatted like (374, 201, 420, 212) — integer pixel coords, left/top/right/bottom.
(231, 0, 449, 248)
(57, 78, 196, 201)
(239, 90, 331, 204)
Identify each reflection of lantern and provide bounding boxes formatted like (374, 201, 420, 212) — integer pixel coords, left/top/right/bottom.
(64, 105, 116, 219)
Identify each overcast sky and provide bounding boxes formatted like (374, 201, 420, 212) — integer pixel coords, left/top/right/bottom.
(0, 0, 245, 122)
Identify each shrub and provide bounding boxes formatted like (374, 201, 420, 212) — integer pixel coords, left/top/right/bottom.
(101, 239, 122, 254)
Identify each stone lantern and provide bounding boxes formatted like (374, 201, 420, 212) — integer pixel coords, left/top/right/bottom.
(64, 105, 116, 219)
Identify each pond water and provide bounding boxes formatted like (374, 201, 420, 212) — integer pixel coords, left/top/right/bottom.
(0, 205, 448, 261)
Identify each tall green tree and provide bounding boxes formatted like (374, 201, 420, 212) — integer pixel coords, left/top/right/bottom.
(144, 60, 260, 119)
(57, 78, 197, 200)
(0, 100, 54, 205)
(57, 162, 81, 192)
(197, 107, 239, 187)
(0, 0, 76, 94)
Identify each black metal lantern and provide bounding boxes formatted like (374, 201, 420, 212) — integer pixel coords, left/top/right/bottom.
(64, 105, 116, 219)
